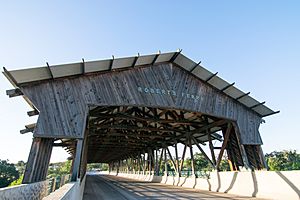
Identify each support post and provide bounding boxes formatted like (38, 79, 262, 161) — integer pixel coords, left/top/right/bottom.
(179, 142, 187, 172)
(164, 148, 168, 176)
(174, 142, 180, 176)
(208, 130, 217, 166)
(157, 149, 164, 176)
(188, 136, 196, 177)
(259, 146, 268, 169)
(23, 137, 54, 183)
(71, 139, 83, 181)
(232, 123, 251, 169)
(216, 123, 232, 170)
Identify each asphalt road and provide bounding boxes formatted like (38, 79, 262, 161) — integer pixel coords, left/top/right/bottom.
(83, 174, 264, 200)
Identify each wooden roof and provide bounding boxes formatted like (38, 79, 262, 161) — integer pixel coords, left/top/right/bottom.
(3, 51, 278, 118)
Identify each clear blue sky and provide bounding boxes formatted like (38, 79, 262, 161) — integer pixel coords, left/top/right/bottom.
(0, 1, 299, 163)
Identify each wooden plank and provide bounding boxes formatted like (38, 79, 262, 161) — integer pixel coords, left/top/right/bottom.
(23, 137, 53, 183)
(71, 139, 83, 181)
(27, 109, 39, 117)
(6, 88, 23, 97)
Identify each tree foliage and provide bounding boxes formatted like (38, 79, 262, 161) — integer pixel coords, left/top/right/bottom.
(182, 153, 230, 172)
(47, 160, 72, 178)
(87, 163, 109, 171)
(0, 160, 19, 188)
(266, 150, 300, 171)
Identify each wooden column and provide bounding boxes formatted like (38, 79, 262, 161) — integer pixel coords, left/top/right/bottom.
(174, 142, 180, 176)
(23, 137, 54, 184)
(232, 123, 250, 169)
(71, 139, 83, 181)
(188, 136, 196, 177)
(259, 146, 268, 169)
(164, 148, 168, 176)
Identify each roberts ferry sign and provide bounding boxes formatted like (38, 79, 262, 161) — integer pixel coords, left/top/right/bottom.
(137, 86, 202, 103)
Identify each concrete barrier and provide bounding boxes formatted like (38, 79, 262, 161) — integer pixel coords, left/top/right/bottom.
(43, 174, 86, 200)
(0, 180, 48, 200)
(115, 170, 300, 200)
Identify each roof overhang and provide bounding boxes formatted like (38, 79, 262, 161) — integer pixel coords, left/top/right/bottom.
(3, 51, 279, 118)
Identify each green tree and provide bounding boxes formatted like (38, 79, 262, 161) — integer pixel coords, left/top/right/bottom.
(47, 160, 72, 178)
(15, 161, 26, 175)
(266, 150, 300, 171)
(0, 160, 19, 188)
(9, 175, 24, 186)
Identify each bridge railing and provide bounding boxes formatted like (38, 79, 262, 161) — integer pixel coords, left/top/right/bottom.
(0, 174, 71, 199)
(115, 170, 210, 178)
(47, 174, 71, 195)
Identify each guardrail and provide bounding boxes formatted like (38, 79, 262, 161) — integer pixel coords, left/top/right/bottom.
(116, 170, 209, 178)
(47, 174, 71, 195)
(0, 174, 71, 199)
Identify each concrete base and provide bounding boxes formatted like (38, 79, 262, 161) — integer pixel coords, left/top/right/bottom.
(116, 170, 300, 200)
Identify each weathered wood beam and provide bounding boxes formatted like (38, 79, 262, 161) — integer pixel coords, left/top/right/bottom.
(188, 136, 196, 177)
(208, 130, 217, 166)
(20, 123, 36, 134)
(27, 109, 39, 117)
(3, 67, 19, 87)
(174, 142, 180, 175)
(131, 54, 139, 67)
(23, 138, 54, 183)
(6, 88, 23, 98)
(179, 142, 187, 172)
(46, 62, 54, 79)
(82, 58, 85, 74)
(216, 123, 232, 170)
(151, 53, 160, 65)
(236, 92, 250, 100)
(169, 50, 182, 62)
(250, 101, 266, 109)
(221, 82, 235, 92)
(191, 136, 215, 169)
(166, 147, 177, 173)
(109, 55, 114, 71)
(190, 61, 201, 72)
(205, 72, 218, 82)
(91, 113, 205, 126)
(71, 139, 83, 181)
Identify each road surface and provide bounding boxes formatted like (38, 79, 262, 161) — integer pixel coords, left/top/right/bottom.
(83, 174, 265, 200)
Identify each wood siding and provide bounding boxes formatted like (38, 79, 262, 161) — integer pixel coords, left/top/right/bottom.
(20, 63, 263, 144)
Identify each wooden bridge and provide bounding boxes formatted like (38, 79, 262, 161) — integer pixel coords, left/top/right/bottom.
(2, 51, 291, 200)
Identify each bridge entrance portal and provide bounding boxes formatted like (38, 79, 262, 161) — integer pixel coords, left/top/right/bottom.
(4, 51, 278, 184)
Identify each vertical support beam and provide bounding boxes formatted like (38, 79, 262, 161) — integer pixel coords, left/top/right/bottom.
(208, 130, 217, 166)
(155, 149, 158, 175)
(166, 147, 177, 173)
(174, 142, 180, 176)
(179, 142, 188, 172)
(164, 148, 168, 176)
(232, 123, 251, 169)
(71, 139, 83, 181)
(259, 146, 268, 169)
(23, 137, 54, 183)
(216, 123, 232, 170)
(117, 160, 120, 175)
(157, 149, 164, 176)
(188, 136, 196, 177)
(143, 153, 146, 174)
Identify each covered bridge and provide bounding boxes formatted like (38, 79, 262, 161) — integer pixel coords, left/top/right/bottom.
(3, 51, 278, 184)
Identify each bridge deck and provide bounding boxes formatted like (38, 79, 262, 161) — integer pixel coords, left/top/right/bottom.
(83, 174, 265, 200)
